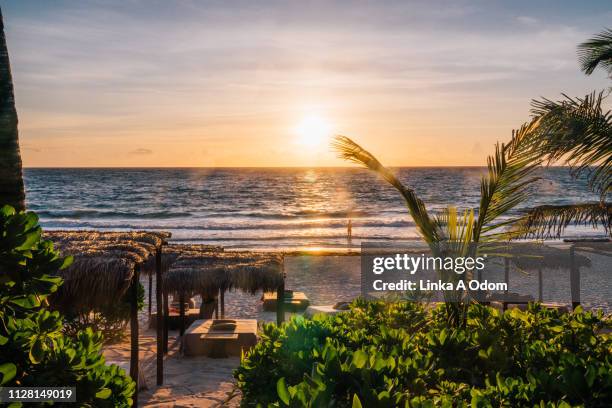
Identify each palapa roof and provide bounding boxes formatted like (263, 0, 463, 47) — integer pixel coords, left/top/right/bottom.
(160, 243, 224, 273)
(42, 231, 283, 309)
(163, 250, 284, 296)
(44, 230, 171, 312)
(481, 243, 592, 270)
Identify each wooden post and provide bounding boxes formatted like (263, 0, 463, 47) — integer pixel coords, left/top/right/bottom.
(148, 272, 152, 317)
(129, 265, 140, 406)
(276, 277, 285, 325)
(569, 245, 580, 310)
(163, 288, 169, 354)
(220, 288, 225, 318)
(538, 268, 543, 302)
(155, 248, 163, 386)
(214, 291, 220, 319)
(503, 258, 509, 311)
(179, 291, 186, 336)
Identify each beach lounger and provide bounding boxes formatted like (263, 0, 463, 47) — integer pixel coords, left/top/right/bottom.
(149, 308, 200, 330)
(183, 319, 257, 357)
(262, 290, 310, 311)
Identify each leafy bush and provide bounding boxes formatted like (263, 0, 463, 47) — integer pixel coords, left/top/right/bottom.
(235, 299, 612, 407)
(0, 205, 135, 407)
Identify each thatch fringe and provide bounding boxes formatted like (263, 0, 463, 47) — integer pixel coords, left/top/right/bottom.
(44, 230, 169, 249)
(163, 251, 284, 295)
(44, 230, 171, 312)
(158, 244, 224, 273)
(51, 256, 135, 312)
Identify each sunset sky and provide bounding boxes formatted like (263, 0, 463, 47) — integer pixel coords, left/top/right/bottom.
(4, 0, 611, 167)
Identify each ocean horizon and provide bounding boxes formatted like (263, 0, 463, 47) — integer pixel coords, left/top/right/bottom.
(24, 167, 604, 249)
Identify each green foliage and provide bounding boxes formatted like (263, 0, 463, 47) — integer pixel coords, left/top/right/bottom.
(236, 300, 612, 407)
(578, 28, 612, 76)
(0, 205, 135, 406)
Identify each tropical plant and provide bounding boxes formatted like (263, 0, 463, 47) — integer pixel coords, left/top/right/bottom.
(332, 119, 543, 325)
(0, 205, 135, 406)
(578, 28, 612, 77)
(0, 7, 25, 212)
(514, 29, 612, 239)
(236, 300, 612, 407)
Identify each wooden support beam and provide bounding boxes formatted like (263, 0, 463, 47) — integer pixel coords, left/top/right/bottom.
(155, 248, 163, 386)
(215, 292, 219, 319)
(179, 291, 186, 336)
(163, 288, 169, 354)
(503, 258, 509, 311)
(148, 272, 153, 317)
(569, 245, 580, 310)
(220, 289, 225, 319)
(276, 278, 285, 325)
(129, 265, 140, 406)
(538, 268, 543, 302)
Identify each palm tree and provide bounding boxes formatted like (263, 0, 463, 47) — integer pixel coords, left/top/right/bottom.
(578, 28, 612, 77)
(514, 30, 612, 239)
(332, 119, 543, 326)
(0, 6, 25, 212)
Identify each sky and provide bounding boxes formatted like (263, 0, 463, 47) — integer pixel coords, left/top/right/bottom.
(3, 0, 611, 167)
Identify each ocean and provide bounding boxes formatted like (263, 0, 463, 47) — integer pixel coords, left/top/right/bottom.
(24, 167, 603, 250)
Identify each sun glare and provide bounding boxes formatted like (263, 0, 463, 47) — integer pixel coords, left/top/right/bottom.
(294, 115, 332, 147)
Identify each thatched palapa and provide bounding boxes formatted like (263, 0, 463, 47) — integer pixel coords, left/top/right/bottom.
(43, 230, 172, 399)
(44, 230, 170, 309)
(163, 250, 283, 296)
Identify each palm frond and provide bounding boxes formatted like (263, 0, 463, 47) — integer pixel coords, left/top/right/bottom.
(531, 91, 612, 200)
(578, 28, 612, 75)
(475, 119, 543, 241)
(332, 135, 440, 243)
(434, 207, 475, 255)
(512, 202, 612, 239)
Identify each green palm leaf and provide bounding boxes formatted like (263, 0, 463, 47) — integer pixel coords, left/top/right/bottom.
(531, 91, 612, 200)
(474, 119, 543, 241)
(331, 136, 440, 243)
(513, 203, 612, 239)
(578, 28, 612, 75)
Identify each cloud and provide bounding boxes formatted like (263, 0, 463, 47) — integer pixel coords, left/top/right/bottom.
(128, 148, 152, 155)
(21, 145, 41, 152)
(516, 16, 539, 26)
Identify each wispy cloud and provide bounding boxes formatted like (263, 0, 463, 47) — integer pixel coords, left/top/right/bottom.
(128, 148, 153, 156)
(516, 16, 539, 26)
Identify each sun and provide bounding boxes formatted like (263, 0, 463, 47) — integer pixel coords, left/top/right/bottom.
(294, 115, 332, 147)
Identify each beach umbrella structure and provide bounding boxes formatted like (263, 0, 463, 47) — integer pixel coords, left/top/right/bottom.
(479, 243, 592, 308)
(44, 230, 171, 405)
(162, 251, 285, 340)
(40, 233, 286, 402)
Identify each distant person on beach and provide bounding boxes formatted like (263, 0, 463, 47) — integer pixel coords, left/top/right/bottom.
(347, 219, 352, 244)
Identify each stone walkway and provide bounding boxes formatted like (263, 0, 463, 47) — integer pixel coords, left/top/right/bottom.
(139, 350, 241, 407)
(102, 277, 244, 406)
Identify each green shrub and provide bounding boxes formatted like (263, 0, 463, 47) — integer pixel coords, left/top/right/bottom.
(0, 205, 135, 407)
(235, 299, 612, 407)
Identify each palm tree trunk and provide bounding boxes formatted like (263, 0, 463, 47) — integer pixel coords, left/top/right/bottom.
(0, 7, 25, 211)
